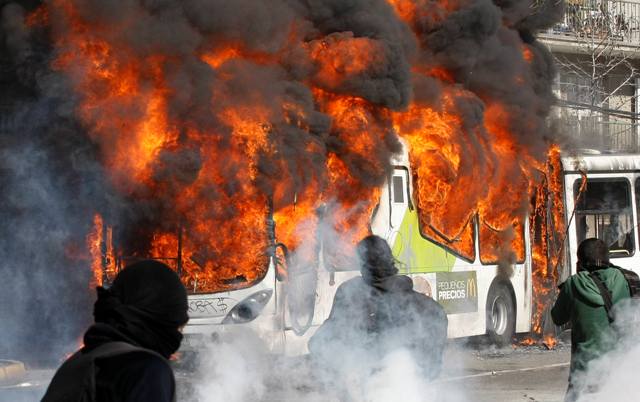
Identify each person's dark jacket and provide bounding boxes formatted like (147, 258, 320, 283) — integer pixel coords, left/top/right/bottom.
(94, 350, 174, 402)
(42, 260, 188, 402)
(551, 266, 630, 374)
(42, 337, 175, 402)
(309, 274, 448, 379)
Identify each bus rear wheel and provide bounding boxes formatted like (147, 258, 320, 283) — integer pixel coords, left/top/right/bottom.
(486, 284, 516, 347)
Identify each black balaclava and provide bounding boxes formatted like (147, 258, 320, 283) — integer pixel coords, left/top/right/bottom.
(357, 235, 399, 285)
(84, 260, 189, 358)
(577, 238, 611, 272)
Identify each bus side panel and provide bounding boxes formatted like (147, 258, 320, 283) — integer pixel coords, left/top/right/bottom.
(513, 261, 532, 333)
(516, 216, 533, 334)
(445, 266, 528, 338)
(410, 266, 525, 339)
(564, 173, 580, 276)
(444, 268, 489, 338)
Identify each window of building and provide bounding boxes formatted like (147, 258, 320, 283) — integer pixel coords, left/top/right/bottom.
(574, 178, 635, 257)
(557, 71, 599, 106)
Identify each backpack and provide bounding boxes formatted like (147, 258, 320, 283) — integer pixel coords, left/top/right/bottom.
(614, 266, 640, 297)
(589, 265, 640, 324)
(41, 342, 173, 402)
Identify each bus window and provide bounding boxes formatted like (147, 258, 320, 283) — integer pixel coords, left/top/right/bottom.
(390, 170, 409, 229)
(479, 219, 525, 265)
(414, 215, 475, 262)
(574, 179, 635, 257)
(409, 170, 475, 262)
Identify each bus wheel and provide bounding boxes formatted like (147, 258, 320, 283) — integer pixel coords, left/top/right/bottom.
(486, 283, 515, 346)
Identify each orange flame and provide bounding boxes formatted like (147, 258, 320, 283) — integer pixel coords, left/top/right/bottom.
(87, 214, 103, 288)
(523, 146, 565, 346)
(42, 0, 561, 314)
(86, 214, 117, 288)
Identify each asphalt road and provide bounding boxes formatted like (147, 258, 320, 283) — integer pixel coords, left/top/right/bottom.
(0, 340, 571, 402)
(177, 339, 572, 402)
(436, 340, 570, 402)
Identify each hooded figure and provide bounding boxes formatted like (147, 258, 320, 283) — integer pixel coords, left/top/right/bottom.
(552, 238, 630, 402)
(42, 260, 189, 402)
(309, 235, 448, 381)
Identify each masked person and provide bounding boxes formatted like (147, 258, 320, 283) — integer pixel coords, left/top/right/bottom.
(551, 238, 631, 402)
(309, 235, 448, 383)
(42, 260, 189, 402)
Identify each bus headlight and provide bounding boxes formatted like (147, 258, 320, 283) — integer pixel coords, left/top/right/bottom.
(222, 289, 273, 324)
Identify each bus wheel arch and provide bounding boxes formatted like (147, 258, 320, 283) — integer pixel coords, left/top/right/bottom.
(485, 279, 516, 346)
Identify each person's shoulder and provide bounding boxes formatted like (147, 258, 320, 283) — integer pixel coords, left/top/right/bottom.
(596, 266, 629, 283)
(112, 351, 172, 376)
(563, 272, 587, 288)
(338, 276, 365, 290)
(573, 271, 590, 280)
(606, 265, 630, 277)
(604, 266, 632, 293)
(408, 288, 446, 314)
(565, 271, 598, 291)
(98, 351, 174, 397)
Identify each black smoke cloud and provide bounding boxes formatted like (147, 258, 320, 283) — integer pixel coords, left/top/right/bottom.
(0, 0, 563, 362)
(415, 0, 562, 152)
(1, 0, 105, 362)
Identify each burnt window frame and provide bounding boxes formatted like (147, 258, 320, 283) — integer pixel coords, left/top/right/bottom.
(401, 168, 476, 264)
(478, 218, 527, 266)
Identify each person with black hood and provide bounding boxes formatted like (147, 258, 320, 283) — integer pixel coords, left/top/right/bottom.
(42, 260, 189, 402)
(309, 235, 448, 381)
(551, 238, 631, 402)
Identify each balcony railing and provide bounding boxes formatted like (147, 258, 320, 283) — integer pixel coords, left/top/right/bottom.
(543, 0, 640, 47)
(558, 115, 639, 152)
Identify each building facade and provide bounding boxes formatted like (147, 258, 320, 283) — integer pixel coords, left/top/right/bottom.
(540, 0, 640, 152)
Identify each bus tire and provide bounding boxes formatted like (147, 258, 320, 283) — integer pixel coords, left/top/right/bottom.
(486, 283, 516, 347)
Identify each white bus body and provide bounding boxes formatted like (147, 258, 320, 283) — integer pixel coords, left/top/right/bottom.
(181, 151, 640, 355)
(561, 154, 640, 278)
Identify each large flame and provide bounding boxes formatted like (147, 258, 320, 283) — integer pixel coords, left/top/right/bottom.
(527, 146, 567, 347)
(36, 0, 562, 323)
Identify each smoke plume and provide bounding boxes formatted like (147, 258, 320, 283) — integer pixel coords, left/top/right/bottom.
(573, 299, 640, 402)
(0, 0, 564, 362)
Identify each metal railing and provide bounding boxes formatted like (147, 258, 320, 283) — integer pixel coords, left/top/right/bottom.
(558, 115, 640, 152)
(543, 0, 640, 47)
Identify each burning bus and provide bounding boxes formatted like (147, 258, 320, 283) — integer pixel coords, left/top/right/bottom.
(88, 147, 640, 355)
(20, 0, 574, 360)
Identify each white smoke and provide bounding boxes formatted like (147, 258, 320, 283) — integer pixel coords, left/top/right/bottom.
(186, 204, 464, 402)
(574, 299, 640, 402)
(195, 330, 268, 402)
(190, 337, 452, 402)
(361, 349, 436, 402)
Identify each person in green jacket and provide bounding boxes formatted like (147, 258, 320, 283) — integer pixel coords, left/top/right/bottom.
(551, 238, 631, 402)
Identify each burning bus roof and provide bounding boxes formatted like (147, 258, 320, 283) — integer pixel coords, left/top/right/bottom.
(562, 154, 640, 173)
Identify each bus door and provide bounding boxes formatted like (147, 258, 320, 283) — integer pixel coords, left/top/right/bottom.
(570, 177, 640, 272)
(388, 168, 410, 245)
